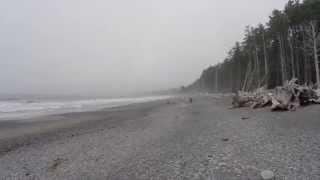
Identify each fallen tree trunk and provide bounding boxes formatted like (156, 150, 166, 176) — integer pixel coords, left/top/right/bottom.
(232, 91, 254, 108)
(232, 78, 320, 111)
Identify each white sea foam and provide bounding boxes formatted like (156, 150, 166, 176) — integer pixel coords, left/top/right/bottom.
(0, 95, 171, 120)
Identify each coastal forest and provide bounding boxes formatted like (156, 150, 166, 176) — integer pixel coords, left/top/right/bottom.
(186, 0, 320, 93)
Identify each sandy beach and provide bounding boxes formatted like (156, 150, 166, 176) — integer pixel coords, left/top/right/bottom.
(0, 95, 320, 179)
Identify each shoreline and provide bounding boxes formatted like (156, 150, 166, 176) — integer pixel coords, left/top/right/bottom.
(0, 94, 173, 121)
(0, 98, 172, 155)
(0, 95, 320, 179)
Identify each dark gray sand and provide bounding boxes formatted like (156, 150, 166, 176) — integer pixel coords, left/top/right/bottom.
(0, 95, 320, 179)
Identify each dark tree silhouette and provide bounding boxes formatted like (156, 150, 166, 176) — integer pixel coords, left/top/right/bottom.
(186, 0, 320, 92)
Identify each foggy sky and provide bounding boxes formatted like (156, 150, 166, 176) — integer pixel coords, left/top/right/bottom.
(0, 0, 288, 96)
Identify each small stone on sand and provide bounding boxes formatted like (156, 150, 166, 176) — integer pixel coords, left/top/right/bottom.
(260, 170, 274, 180)
(222, 138, 229, 142)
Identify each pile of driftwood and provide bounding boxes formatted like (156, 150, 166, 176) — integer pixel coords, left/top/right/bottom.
(232, 79, 320, 111)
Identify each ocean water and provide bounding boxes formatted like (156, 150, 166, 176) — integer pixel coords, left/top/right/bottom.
(0, 95, 171, 120)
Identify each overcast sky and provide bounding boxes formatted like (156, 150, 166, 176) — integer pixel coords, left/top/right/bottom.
(0, 0, 288, 96)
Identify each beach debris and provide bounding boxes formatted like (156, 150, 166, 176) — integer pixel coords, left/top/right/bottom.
(22, 166, 32, 177)
(221, 138, 229, 142)
(241, 116, 250, 120)
(189, 97, 193, 103)
(260, 170, 275, 180)
(48, 157, 67, 171)
(232, 78, 320, 111)
(315, 88, 320, 97)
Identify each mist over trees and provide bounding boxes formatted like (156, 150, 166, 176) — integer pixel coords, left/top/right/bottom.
(186, 0, 320, 93)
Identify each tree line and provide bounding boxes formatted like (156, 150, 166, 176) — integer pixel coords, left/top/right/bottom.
(185, 0, 320, 93)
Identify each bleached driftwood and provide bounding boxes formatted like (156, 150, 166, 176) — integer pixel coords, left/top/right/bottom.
(232, 78, 320, 111)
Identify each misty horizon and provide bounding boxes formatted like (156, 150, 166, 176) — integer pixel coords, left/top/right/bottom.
(1, 1, 320, 179)
(0, 0, 288, 96)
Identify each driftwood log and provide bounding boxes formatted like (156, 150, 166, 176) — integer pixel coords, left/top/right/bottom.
(232, 78, 320, 111)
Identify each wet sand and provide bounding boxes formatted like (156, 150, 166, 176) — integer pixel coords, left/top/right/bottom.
(0, 95, 320, 179)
